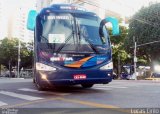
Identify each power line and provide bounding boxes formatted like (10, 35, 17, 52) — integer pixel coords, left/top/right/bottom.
(132, 18, 160, 27)
(130, 40, 160, 48)
(117, 0, 160, 27)
(137, 40, 160, 47)
(72, 0, 160, 27)
(72, 0, 108, 11)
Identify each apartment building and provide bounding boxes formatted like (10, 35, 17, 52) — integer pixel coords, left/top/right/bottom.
(0, 2, 1, 20)
(36, 0, 127, 19)
(0, 1, 8, 39)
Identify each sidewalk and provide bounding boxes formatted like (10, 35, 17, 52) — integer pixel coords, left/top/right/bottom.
(113, 79, 160, 83)
(0, 78, 32, 84)
(145, 77, 160, 81)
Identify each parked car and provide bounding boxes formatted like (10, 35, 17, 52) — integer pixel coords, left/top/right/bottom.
(152, 72, 160, 78)
(2, 71, 15, 78)
(120, 72, 131, 80)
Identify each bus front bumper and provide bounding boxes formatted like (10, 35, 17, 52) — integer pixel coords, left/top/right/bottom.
(35, 70, 113, 86)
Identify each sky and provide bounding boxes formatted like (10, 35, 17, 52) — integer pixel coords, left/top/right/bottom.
(0, 0, 160, 40)
(1, 0, 160, 17)
(101, 0, 160, 17)
(0, 0, 36, 39)
(1, 0, 159, 18)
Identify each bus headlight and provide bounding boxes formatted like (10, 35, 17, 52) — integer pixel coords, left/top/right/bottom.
(36, 62, 56, 71)
(41, 74, 47, 80)
(100, 62, 113, 70)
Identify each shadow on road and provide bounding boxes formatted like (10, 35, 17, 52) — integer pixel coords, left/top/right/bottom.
(42, 85, 108, 94)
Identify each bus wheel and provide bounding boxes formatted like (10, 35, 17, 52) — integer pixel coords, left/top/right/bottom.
(81, 84, 94, 88)
(35, 82, 46, 91)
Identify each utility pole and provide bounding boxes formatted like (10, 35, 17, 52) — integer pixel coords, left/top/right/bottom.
(118, 53, 121, 79)
(133, 36, 137, 80)
(18, 6, 22, 78)
(9, 60, 11, 77)
(17, 39, 21, 78)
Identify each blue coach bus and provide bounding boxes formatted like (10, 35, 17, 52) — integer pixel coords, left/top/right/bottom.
(27, 4, 119, 90)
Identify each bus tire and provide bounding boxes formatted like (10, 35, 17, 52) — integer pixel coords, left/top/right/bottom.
(35, 82, 46, 91)
(81, 84, 94, 88)
(35, 78, 47, 91)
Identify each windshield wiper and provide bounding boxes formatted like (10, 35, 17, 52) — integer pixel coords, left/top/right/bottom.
(76, 20, 81, 46)
(40, 35, 48, 42)
(56, 22, 75, 53)
(85, 38, 100, 54)
(56, 19, 76, 53)
(39, 35, 56, 51)
(56, 32, 74, 53)
(76, 20, 100, 54)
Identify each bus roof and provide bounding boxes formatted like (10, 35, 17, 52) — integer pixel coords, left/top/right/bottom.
(40, 4, 97, 16)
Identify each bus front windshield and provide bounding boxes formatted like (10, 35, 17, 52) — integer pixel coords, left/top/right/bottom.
(37, 13, 110, 54)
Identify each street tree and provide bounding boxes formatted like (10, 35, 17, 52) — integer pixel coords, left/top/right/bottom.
(109, 25, 130, 75)
(0, 38, 33, 73)
(20, 41, 33, 69)
(0, 38, 18, 70)
(126, 3, 160, 65)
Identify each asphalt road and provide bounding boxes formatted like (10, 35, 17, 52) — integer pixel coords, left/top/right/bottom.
(0, 78, 160, 114)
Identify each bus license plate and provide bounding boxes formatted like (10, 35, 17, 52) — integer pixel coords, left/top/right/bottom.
(74, 74, 86, 80)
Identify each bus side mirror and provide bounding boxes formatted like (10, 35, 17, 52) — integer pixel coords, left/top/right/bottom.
(27, 10, 37, 31)
(100, 17, 120, 36)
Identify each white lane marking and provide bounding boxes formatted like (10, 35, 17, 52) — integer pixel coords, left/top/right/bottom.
(95, 86, 127, 89)
(107, 86, 127, 89)
(0, 101, 8, 106)
(94, 87, 112, 90)
(0, 91, 43, 101)
(18, 88, 40, 92)
(18, 88, 70, 96)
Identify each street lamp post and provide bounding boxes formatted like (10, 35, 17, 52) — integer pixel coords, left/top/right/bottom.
(130, 38, 160, 80)
(133, 36, 137, 80)
(9, 60, 11, 77)
(17, 39, 21, 78)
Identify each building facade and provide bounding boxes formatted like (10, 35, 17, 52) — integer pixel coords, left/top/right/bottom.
(0, 0, 36, 42)
(0, 1, 7, 39)
(1, 0, 131, 41)
(0, 1, 1, 21)
(15, 2, 36, 42)
(36, 0, 127, 19)
(36, 0, 106, 18)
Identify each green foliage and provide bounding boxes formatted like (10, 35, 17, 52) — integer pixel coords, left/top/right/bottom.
(0, 38, 18, 69)
(108, 25, 130, 72)
(20, 42, 33, 69)
(0, 38, 33, 70)
(110, 26, 128, 45)
(126, 3, 160, 63)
